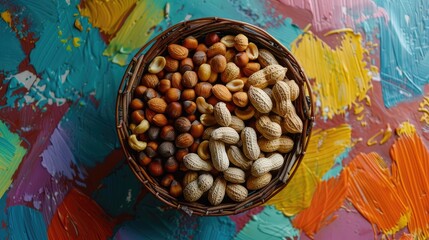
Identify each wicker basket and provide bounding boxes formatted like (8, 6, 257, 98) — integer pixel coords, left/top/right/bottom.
(116, 17, 314, 216)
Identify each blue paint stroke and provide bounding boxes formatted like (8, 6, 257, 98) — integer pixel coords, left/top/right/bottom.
(7, 205, 48, 240)
(0, 18, 25, 74)
(0, 191, 8, 239)
(374, 0, 429, 107)
(235, 206, 298, 240)
(322, 148, 351, 180)
(92, 162, 141, 217)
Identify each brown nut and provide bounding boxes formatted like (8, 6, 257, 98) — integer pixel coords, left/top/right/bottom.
(183, 36, 198, 50)
(189, 140, 200, 153)
(196, 43, 208, 52)
(193, 51, 207, 66)
(141, 74, 159, 88)
(160, 125, 176, 141)
(232, 92, 249, 108)
(187, 114, 197, 122)
(145, 109, 156, 123)
(164, 156, 179, 173)
(212, 84, 232, 102)
(131, 110, 145, 123)
(175, 148, 189, 162)
(180, 58, 194, 74)
(190, 120, 204, 138)
(225, 48, 236, 63)
(158, 79, 171, 94)
(175, 133, 194, 148)
(142, 88, 158, 102)
(169, 180, 183, 197)
(165, 88, 181, 103)
(148, 158, 163, 177)
(130, 98, 144, 110)
(194, 82, 213, 98)
(198, 63, 211, 81)
(210, 55, 227, 73)
(221, 62, 240, 83)
(152, 113, 168, 127)
(205, 32, 220, 46)
(234, 52, 249, 68)
(242, 62, 261, 77)
(164, 56, 179, 72)
(182, 71, 198, 88)
(147, 126, 160, 140)
(138, 151, 151, 166)
(246, 42, 259, 60)
(161, 174, 174, 187)
(134, 85, 147, 98)
(147, 141, 159, 156)
(220, 35, 235, 48)
(207, 42, 227, 58)
(148, 97, 167, 113)
(234, 34, 248, 51)
(208, 71, 218, 83)
(158, 141, 176, 158)
(166, 102, 182, 119)
(183, 101, 197, 115)
(171, 72, 183, 90)
(168, 44, 189, 60)
(181, 89, 196, 101)
(174, 117, 192, 133)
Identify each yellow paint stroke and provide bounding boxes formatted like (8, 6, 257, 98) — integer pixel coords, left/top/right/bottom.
(396, 121, 416, 136)
(357, 114, 365, 121)
(1, 10, 12, 27)
(353, 103, 364, 115)
(379, 124, 392, 144)
(367, 129, 384, 146)
(391, 133, 429, 239)
(292, 172, 347, 238)
(103, 0, 163, 66)
(267, 124, 352, 216)
(72, 37, 81, 47)
(291, 30, 373, 119)
(418, 96, 429, 124)
(74, 19, 83, 32)
(346, 152, 410, 236)
(324, 28, 354, 36)
(366, 124, 392, 146)
(78, 0, 136, 36)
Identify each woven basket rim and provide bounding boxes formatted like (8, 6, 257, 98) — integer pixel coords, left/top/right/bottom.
(116, 17, 315, 216)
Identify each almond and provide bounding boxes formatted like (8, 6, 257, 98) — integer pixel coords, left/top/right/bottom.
(212, 84, 232, 102)
(148, 97, 167, 113)
(168, 44, 189, 60)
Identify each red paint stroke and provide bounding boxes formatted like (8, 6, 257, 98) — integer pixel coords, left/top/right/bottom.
(346, 152, 409, 237)
(293, 172, 347, 238)
(229, 206, 264, 232)
(391, 133, 429, 239)
(48, 188, 115, 240)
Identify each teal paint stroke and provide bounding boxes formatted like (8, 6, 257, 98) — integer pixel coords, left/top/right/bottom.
(374, 0, 429, 108)
(322, 148, 351, 180)
(113, 195, 236, 240)
(7, 205, 48, 240)
(0, 19, 25, 74)
(92, 162, 141, 217)
(235, 206, 299, 240)
(0, 190, 8, 239)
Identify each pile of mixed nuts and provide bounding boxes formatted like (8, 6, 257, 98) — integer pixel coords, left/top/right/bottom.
(127, 32, 303, 205)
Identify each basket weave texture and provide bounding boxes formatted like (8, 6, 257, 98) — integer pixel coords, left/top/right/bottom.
(116, 17, 314, 216)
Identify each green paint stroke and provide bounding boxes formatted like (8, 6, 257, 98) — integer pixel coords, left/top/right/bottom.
(235, 206, 299, 240)
(0, 121, 27, 198)
(103, 0, 164, 66)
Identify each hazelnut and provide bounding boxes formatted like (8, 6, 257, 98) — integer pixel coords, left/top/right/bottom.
(193, 51, 207, 66)
(234, 52, 249, 68)
(142, 88, 158, 102)
(147, 126, 161, 140)
(171, 72, 183, 90)
(242, 62, 260, 77)
(152, 114, 168, 127)
(158, 141, 176, 158)
(175, 148, 189, 162)
(207, 42, 227, 58)
(161, 174, 174, 187)
(169, 180, 183, 197)
(141, 74, 159, 88)
(134, 85, 147, 98)
(148, 159, 163, 177)
(174, 117, 191, 133)
(175, 133, 194, 148)
(225, 101, 236, 112)
(197, 63, 211, 81)
(157, 79, 171, 93)
(164, 72, 173, 80)
(165, 88, 181, 103)
(180, 57, 194, 74)
(187, 114, 197, 122)
(164, 56, 179, 72)
(182, 71, 198, 88)
(166, 102, 182, 119)
(131, 110, 145, 123)
(145, 109, 156, 123)
(156, 70, 165, 79)
(138, 151, 151, 166)
(160, 125, 176, 141)
(195, 43, 208, 52)
(181, 89, 196, 101)
(137, 133, 148, 142)
(183, 101, 197, 115)
(206, 96, 219, 106)
(130, 98, 144, 110)
(210, 55, 227, 73)
(233, 92, 249, 107)
(145, 141, 158, 158)
(208, 71, 218, 83)
(189, 140, 199, 153)
(164, 156, 179, 173)
(190, 120, 204, 138)
(183, 36, 198, 50)
(205, 32, 220, 46)
(194, 82, 212, 98)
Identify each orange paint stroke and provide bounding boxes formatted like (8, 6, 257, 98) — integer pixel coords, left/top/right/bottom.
(293, 172, 348, 238)
(391, 133, 429, 239)
(346, 152, 410, 236)
(48, 189, 115, 240)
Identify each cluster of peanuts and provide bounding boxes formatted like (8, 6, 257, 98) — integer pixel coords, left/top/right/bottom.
(127, 32, 303, 205)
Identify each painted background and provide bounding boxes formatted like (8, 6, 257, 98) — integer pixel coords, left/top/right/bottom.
(0, 0, 428, 239)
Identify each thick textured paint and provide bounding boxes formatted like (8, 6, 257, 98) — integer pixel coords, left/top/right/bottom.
(40, 126, 77, 180)
(291, 30, 373, 119)
(396, 121, 416, 136)
(347, 152, 409, 236)
(0, 121, 27, 198)
(0, 190, 8, 239)
(267, 125, 352, 216)
(391, 133, 429, 239)
(229, 206, 264, 232)
(103, 0, 164, 65)
(78, 0, 136, 36)
(7, 205, 47, 240)
(293, 172, 347, 238)
(48, 188, 115, 240)
(0, 16, 25, 73)
(235, 206, 298, 240)
(375, 0, 429, 107)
